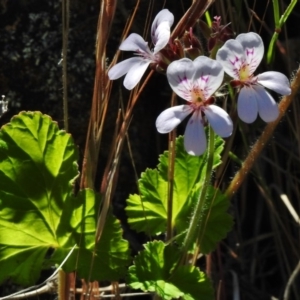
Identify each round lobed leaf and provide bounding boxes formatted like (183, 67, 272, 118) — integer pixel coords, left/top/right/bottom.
(0, 112, 129, 285)
(128, 240, 213, 300)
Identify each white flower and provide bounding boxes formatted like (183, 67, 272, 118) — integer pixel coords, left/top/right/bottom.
(156, 56, 233, 156)
(108, 9, 174, 90)
(216, 32, 291, 123)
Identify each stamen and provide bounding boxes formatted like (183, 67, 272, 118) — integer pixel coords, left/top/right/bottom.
(239, 63, 250, 81)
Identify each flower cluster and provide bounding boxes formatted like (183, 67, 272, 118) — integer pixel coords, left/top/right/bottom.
(108, 10, 291, 156)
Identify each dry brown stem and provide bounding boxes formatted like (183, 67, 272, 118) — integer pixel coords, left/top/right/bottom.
(171, 0, 215, 40)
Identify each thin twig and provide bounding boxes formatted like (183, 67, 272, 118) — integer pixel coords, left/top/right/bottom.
(0, 281, 57, 300)
(284, 261, 300, 300)
(171, 0, 215, 40)
(80, 0, 117, 189)
(62, 0, 69, 131)
(0, 245, 76, 300)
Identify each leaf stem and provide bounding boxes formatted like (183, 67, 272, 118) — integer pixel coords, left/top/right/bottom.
(166, 131, 175, 241)
(272, 0, 280, 28)
(166, 93, 177, 241)
(181, 126, 215, 254)
(267, 0, 297, 64)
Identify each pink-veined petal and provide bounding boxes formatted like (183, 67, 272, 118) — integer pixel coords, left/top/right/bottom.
(151, 9, 174, 45)
(184, 111, 207, 156)
(253, 85, 279, 122)
(237, 87, 258, 123)
(108, 57, 143, 80)
(204, 105, 233, 137)
(156, 105, 193, 133)
(166, 58, 196, 101)
(123, 60, 150, 90)
(119, 33, 151, 54)
(257, 71, 291, 95)
(236, 32, 264, 73)
(193, 56, 224, 99)
(153, 21, 171, 53)
(216, 39, 245, 79)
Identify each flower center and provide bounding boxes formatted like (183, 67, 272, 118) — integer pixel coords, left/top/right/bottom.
(239, 63, 250, 81)
(136, 49, 160, 63)
(190, 87, 205, 105)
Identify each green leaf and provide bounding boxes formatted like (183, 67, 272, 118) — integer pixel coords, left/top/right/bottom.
(126, 135, 228, 241)
(126, 135, 216, 234)
(126, 169, 168, 235)
(0, 112, 129, 285)
(0, 112, 79, 233)
(195, 186, 233, 254)
(126, 134, 233, 253)
(51, 189, 130, 282)
(128, 241, 213, 300)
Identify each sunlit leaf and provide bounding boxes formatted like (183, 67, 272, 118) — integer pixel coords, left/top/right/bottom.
(51, 189, 130, 281)
(128, 240, 213, 300)
(0, 112, 129, 285)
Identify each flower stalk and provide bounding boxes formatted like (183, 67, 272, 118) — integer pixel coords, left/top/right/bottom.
(181, 125, 215, 254)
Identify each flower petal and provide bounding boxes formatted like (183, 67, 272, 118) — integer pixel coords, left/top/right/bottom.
(237, 87, 258, 123)
(108, 57, 143, 80)
(217, 32, 264, 79)
(216, 39, 245, 79)
(119, 33, 151, 54)
(184, 111, 207, 156)
(166, 58, 196, 101)
(193, 56, 224, 99)
(151, 9, 174, 45)
(153, 21, 172, 53)
(204, 105, 233, 137)
(156, 105, 193, 133)
(257, 71, 291, 95)
(253, 85, 279, 122)
(123, 60, 150, 90)
(236, 32, 264, 74)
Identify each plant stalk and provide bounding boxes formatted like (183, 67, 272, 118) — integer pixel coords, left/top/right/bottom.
(166, 92, 177, 241)
(181, 126, 215, 254)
